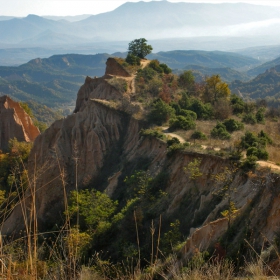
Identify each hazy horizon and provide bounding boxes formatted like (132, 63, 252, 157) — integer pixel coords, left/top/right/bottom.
(1, 0, 280, 17)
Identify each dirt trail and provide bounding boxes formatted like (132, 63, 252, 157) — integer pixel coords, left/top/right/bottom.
(113, 59, 150, 94)
(140, 59, 150, 68)
(161, 127, 186, 143)
(257, 160, 280, 171)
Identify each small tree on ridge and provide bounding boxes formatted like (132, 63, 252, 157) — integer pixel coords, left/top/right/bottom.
(127, 38, 153, 59)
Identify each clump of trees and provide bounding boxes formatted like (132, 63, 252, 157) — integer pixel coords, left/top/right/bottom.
(126, 38, 153, 65)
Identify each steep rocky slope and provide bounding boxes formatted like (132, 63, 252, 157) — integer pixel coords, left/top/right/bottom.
(0, 95, 40, 150)
(2, 59, 280, 263)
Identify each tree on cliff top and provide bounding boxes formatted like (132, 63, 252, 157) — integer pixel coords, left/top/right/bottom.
(127, 38, 153, 59)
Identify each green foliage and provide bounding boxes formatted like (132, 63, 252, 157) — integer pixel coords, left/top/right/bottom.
(147, 77, 163, 96)
(8, 138, 32, 162)
(148, 60, 171, 74)
(210, 122, 231, 140)
(148, 99, 175, 125)
(34, 120, 48, 132)
(140, 128, 165, 140)
(222, 118, 244, 132)
(188, 99, 213, 120)
(167, 137, 180, 147)
(125, 53, 141, 66)
(178, 70, 195, 90)
(178, 92, 191, 110)
(178, 109, 197, 120)
(230, 94, 245, 114)
(191, 131, 207, 140)
(159, 63, 172, 74)
(240, 131, 259, 149)
(137, 67, 157, 82)
(242, 113, 257, 124)
(167, 142, 189, 156)
(169, 115, 196, 131)
(68, 189, 117, 230)
(127, 38, 153, 59)
(241, 155, 258, 170)
(256, 107, 265, 123)
(258, 130, 272, 145)
(246, 147, 268, 160)
(184, 158, 203, 180)
(239, 131, 270, 162)
(162, 220, 182, 254)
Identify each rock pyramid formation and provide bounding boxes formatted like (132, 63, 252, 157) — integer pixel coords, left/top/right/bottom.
(0, 95, 40, 150)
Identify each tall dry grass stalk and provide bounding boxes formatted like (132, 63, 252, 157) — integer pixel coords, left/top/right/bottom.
(0, 148, 85, 279)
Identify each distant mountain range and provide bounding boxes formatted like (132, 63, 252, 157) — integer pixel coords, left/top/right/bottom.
(230, 66, 280, 101)
(0, 53, 110, 107)
(148, 50, 259, 71)
(1, 2, 280, 47)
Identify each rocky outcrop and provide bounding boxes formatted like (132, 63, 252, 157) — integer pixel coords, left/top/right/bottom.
(105, 57, 131, 77)
(0, 95, 40, 150)
(74, 76, 124, 113)
(182, 218, 228, 258)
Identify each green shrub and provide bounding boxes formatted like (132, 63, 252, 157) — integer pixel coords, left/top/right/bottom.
(229, 151, 242, 160)
(148, 99, 175, 125)
(167, 137, 180, 146)
(170, 101, 181, 115)
(169, 115, 196, 131)
(148, 59, 163, 73)
(179, 109, 197, 120)
(256, 108, 265, 124)
(148, 60, 172, 74)
(178, 92, 191, 109)
(137, 67, 157, 82)
(189, 99, 213, 120)
(246, 147, 268, 160)
(210, 122, 231, 140)
(258, 130, 272, 145)
(140, 128, 165, 140)
(222, 118, 244, 132)
(125, 53, 140, 65)
(191, 131, 207, 140)
(167, 143, 189, 156)
(241, 155, 258, 170)
(68, 189, 117, 230)
(159, 63, 172, 74)
(230, 94, 245, 114)
(240, 131, 259, 149)
(178, 70, 195, 90)
(242, 113, 257, 124)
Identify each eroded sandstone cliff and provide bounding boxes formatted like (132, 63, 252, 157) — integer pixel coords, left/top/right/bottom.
(0, 95, 40, 150)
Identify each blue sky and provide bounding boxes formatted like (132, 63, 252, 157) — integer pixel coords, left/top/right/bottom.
(1, 0, 280, 17)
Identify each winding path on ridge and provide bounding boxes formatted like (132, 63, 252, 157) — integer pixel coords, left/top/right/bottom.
(114, 59, 150, 94)
(161, 127, 186, 143)
(161, 127, 280, 172)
